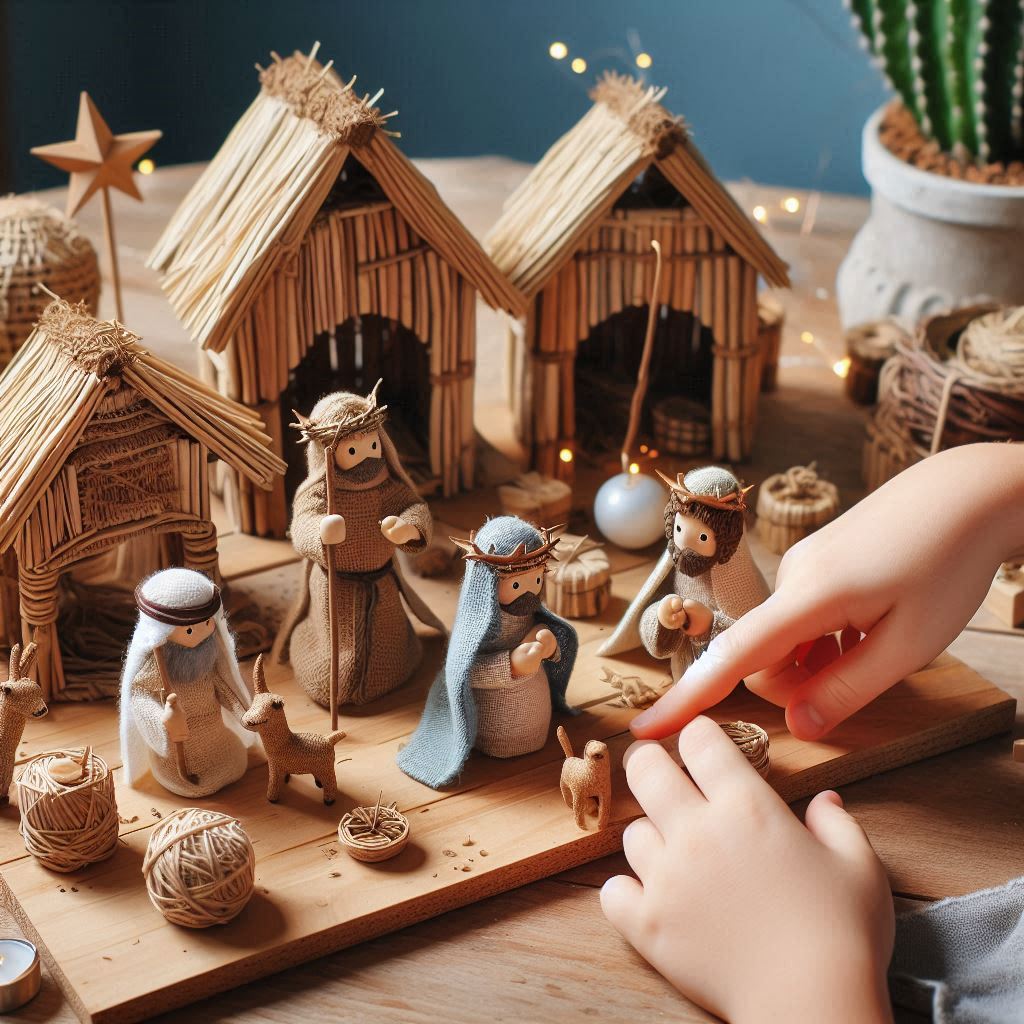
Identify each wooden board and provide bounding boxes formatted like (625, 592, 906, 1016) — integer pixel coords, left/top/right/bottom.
(0, 547, 1014, 1024)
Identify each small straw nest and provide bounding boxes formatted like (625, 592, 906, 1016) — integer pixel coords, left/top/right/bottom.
(721, 722, 771, 778)
(16, 747, 119, 873)
(142, 808, 255, 928)
(338, 795, 410, 863)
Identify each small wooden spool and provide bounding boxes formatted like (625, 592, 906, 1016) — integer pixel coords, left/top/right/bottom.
(756, 463, 840, 555)
(497, 472, 572, 528)
(546, 534, 611, 619)
(338, 798, 410, 862)
(844, 320, 907, 406)
(142, 808, 255, 928)
(757, 290, 785, 392)
(721, 721, 771, 778)
(652, 397, 711, 456)
(16, 747, 119, 873)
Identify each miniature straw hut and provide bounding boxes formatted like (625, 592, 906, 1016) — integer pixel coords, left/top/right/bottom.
(487, 74, 789, 478)
(149, 45, 525, 536)
(0, 299, 284, 700)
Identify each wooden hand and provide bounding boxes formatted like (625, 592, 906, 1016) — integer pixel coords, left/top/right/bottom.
(510, 641, 545, 678)
(380, 515, 420, 545)
(681, 600, 714, 637)
(320, 514, 347, 545)
(162, 693, 189, 744)
(657, 595, 688, 631)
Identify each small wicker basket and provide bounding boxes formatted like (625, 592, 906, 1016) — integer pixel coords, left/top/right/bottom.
(757, 290, 785, 392)
(756, 464, 840, 555)
(844, 319, 909, 406)
(652, 397, 710, 456)
(0, 196, 100, 370)
(546, 534, 611, 619)
(497, 472, 572, 528)
(338, 797, 410, 863)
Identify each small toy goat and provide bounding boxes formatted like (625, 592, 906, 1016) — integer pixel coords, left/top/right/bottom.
(242, 655, 346, 805)
(556, 725, 611, 831)
(0, 643, 47, 803)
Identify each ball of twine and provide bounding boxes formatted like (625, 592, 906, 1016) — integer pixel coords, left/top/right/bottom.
(16, 748, 119, 873)
(142, 808, 255, 929)
(721, 722, 771, 778)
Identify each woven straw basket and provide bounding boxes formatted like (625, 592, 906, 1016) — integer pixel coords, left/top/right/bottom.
(756, 464, 839, 555)
(0, 196, 100, 369)
(652, 397, 710, 456)
(497, 472, 572, 528)
(546, 533, 611, 619)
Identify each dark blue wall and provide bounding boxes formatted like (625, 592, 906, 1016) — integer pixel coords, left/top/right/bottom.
(2, 0, 888, 195)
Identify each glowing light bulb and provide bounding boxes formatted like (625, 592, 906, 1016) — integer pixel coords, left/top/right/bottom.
(559, 447, 574, 464)
(635, 52, 653, 69)
(800, 330, 814, 344)
(549, 41, 568, 60)
(648, 448, 659, 459)
(137, 158, 155, 175)
(628, 462, 640, 475)
(833, 357, 852, 379)
(639, 444, 649, 453)
(752, 205, 767, 224)
(782, 195, 801, 213)
(571, 57, 587, 74)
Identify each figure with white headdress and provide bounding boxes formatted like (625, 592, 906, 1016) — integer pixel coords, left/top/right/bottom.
(120, 568, 255, 798)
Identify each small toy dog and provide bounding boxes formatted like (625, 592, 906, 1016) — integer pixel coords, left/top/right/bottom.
(242, 655, 346, 805)
(556, 725, 611, 831)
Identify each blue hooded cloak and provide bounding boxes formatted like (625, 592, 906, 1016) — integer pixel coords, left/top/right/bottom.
(397, 516, 578, 789)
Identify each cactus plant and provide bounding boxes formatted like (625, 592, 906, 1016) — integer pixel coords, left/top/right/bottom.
(846, 0, 1024, 164)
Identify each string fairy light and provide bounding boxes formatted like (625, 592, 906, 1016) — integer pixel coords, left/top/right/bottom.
(559, 447, 574, 464)
(571, 57, 588, 74)
(137, 158, 155, 175)
(832, 357, 851, 378)
(635, 52, 653, 68)
(549, 41, 568, 60)
(752, 204, 767, 224)
(782, 195, 800, 213)
(800, 330, 814, 343)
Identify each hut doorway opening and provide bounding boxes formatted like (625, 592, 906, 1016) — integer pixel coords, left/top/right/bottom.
(280, 314, 433, 501)
(574, 304, 714, 460)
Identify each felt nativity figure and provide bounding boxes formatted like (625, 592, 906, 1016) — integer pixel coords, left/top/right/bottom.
(120, 568, 255, 798)
(598, 466, 770, 677)
(276, 381, 445, 708)
(398, 515, 578, 789)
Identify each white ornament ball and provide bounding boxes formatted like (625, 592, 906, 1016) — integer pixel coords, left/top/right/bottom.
(593, 472, 666, 550)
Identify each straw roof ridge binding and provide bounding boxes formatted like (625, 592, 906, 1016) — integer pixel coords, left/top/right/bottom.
(37, 298, 140, 377)
(258, 49, 396, 145)
(590, 72, 687, 159)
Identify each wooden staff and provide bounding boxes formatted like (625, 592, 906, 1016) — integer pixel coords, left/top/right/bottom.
(620, 239, 665, 474)
(153, 646, 198, 786)
(323, 439, 342, 732)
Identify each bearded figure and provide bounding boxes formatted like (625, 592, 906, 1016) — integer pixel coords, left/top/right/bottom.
(276, 381, 445, 708)
(398, 516, 578, 790)
(598, 466, 770, 678)
(120, 568, 255, 798)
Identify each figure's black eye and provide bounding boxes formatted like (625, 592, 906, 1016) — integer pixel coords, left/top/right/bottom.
(2, 685, 10, 695)
(271, 699, 283, 710)
(675, 523, 681, 532)
(512, 581, 520, 590)
(348, 446, 356, 455)
(536, 577, 541, 585)
(700, 533, 708, 542)
(371, 441, 377, 450)
(186, 627, 193, 635)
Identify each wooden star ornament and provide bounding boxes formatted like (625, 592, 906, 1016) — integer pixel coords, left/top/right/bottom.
(31, 92, 161, 218)
(31, 92, 161, 321)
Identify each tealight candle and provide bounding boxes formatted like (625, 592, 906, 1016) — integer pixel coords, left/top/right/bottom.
(0, 938, 41, 1012)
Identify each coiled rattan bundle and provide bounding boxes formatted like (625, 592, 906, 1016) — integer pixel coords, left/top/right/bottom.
(0, 196, 99, 368)
(756, 463, 840, 555)
(142, 808, 255, 928)
(721, 721, 771, 778)
(16, 747, 119, 872)
(864, 305, 1024, 491)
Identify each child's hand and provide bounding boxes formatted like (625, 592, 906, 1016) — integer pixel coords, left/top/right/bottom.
(602, 717, 894, 1023)
(632, 443, 1024, 742)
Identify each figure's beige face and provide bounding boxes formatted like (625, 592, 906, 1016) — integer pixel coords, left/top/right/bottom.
(333, 430, 382, 470)
(497, 567, 544, 605)
(672, 512, 717, 557)
(169, 618, 216, 648)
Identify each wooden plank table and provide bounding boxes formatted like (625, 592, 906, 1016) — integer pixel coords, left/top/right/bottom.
(3, 160, 1022, 1023)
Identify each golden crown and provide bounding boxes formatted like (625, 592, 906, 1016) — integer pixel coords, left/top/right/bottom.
(656, 470, 754, 512)
(291, 378, 388, 448)
(451, 525, 562, 575)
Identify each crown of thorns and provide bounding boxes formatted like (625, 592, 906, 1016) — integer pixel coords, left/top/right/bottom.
(451, 526, 562, 575)
(656, 470, 754, 512)
(290, 378, 388, 447)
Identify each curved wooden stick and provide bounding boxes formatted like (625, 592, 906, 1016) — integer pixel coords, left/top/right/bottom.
(620, 239, 665, 475)
(153, 646, 198, 785)
(324, 443, 341, 732)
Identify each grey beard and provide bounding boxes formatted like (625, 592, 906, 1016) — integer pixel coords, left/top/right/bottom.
(162, 632, 219, 683)
(500, 591, 541, 617)
(672, 546, 717, 578)
(338, 456, 385, 484)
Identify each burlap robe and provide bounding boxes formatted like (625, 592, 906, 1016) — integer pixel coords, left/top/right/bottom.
(283, 468, 438, 707)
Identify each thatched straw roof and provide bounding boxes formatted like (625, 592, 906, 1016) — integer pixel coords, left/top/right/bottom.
(0, 299, 286, 552)
(487, 73, 790, 298)
(148, 46, 525, 353)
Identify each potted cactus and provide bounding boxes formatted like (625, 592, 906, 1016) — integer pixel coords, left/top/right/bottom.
(836, 0, 1024, 328)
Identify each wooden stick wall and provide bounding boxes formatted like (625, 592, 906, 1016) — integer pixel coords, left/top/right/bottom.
(512, 207, 762, 477)
(209, 200, 477, 535)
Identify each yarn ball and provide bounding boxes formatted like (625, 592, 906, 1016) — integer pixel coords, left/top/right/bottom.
(142, 808, 255, 928)
(16, 748, 119, 873)
(720, 721, 771, 778)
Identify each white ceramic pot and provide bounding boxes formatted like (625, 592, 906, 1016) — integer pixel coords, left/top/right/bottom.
(837, 107, 1024, 328)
